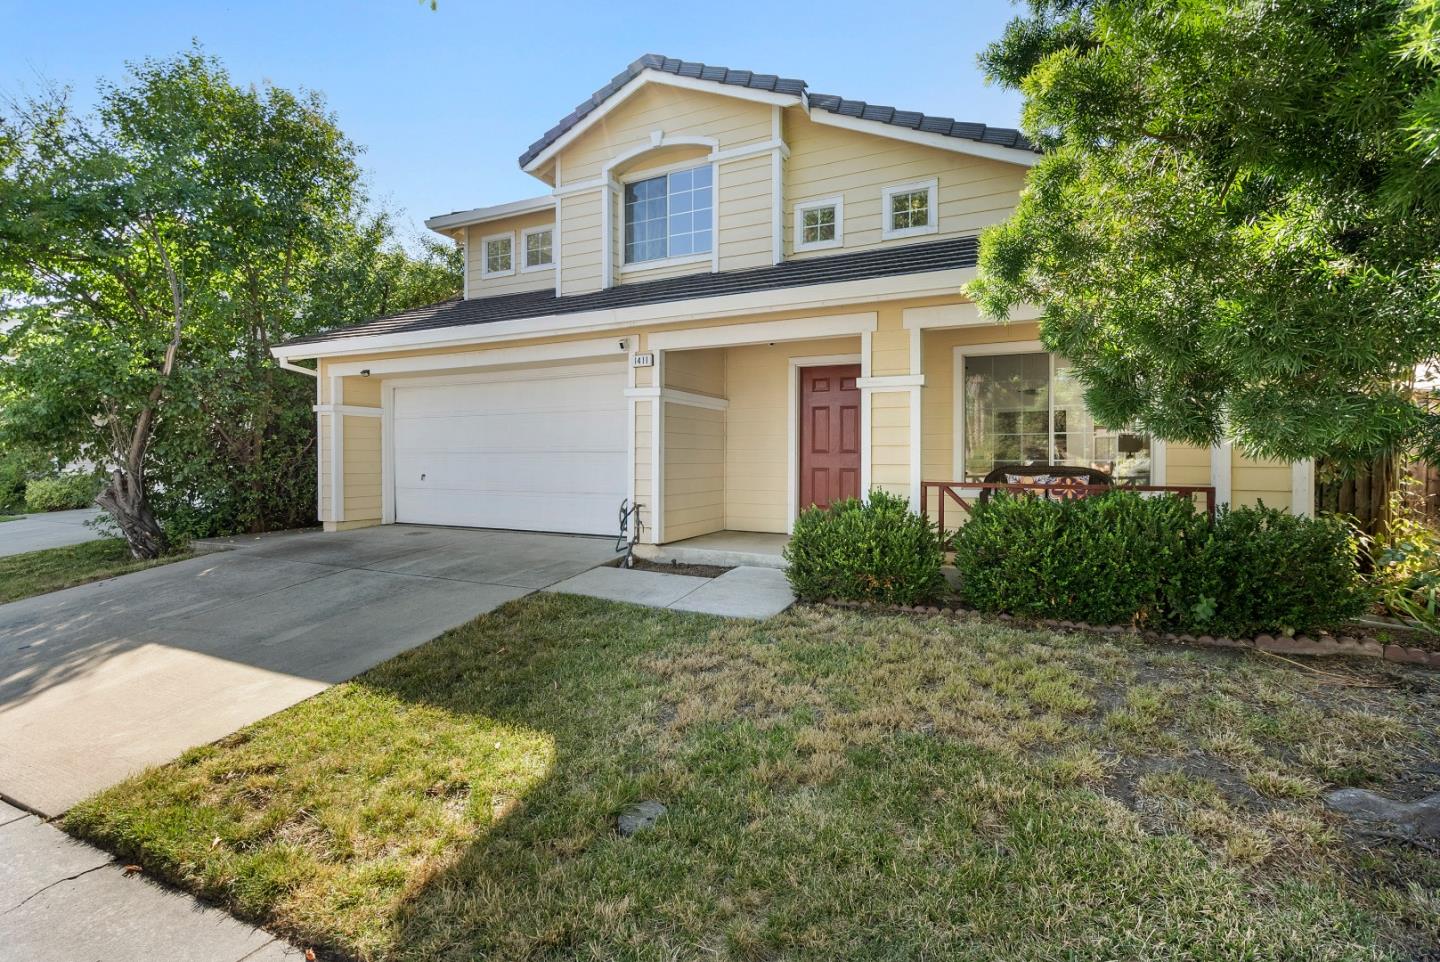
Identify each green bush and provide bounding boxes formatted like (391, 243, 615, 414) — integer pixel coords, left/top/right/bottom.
(784, 490, 946, 606)
(952, 491, 1206, 628)
(951, 491, 1367, 636)
(24, 473, 101, 513)
(1192, 504, 1369, 637)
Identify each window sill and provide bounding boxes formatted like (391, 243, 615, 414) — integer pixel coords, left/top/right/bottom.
(479, 268, 516, 279)
(619, 252, 712, 275)
(794, 238, 843, 253)
(520, 262, 554, 274)
(881, 223, 939, 242)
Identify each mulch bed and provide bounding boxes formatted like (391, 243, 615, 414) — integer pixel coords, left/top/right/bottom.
(605, 557, 734, 579)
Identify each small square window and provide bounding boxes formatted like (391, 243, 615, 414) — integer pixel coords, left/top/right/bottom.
(481, 233, 513, 276)
(522, 227, 553, 271)
(881, 180, 938, 240)
(793, 196, 844, 251)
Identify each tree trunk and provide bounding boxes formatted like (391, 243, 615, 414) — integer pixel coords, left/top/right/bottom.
(96, 467, 167, 559)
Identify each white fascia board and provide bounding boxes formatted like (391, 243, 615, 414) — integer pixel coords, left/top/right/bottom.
(272, 268, 976, 361)
(902, 300, 1042, 329)
(424, 194, 556, 234)
(324, 336, 626, 378)
(647, 312, 876, 351)
(521, 70, 803, 175)
(806, 109, 1040, 168)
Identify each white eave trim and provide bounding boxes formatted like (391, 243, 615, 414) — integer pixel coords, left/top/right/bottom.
(273, 268, 970, 361)
(522, 69, 803, 175)
(424, 194, 556, 234)
(805, 107, 1040, 168)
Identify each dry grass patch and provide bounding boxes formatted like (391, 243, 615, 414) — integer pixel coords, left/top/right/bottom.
(65, 595, 1440, 961)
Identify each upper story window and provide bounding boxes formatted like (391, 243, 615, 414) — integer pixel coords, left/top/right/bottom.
(522, 226, 553, 272)
(881, 178, 939, 240)
(624, 164, 713, 265)
(794, 195, 844, 252)
(481, 232, 514, 277)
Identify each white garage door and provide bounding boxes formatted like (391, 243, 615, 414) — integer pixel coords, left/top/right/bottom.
(391, 363, 628, 535)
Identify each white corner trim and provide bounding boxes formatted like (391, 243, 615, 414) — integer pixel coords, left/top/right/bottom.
(478, 230, 516, 278)
(1150, 438, 1168, 486)
(910, 385, 922, 509)
(1211, 439, 1233, 508)
(711, 160, 720, 274)
(1291, 458, 1315, 517)
(787, 353, 865, 529)
(805, 108, 1040, 168)
(652, 351, 665, 544)
(461, 226, 470, 299)
(328, 375, 344, 523)
(902, 300, 1043, 329)
(771, 139, 784, 264)
(793, 194, 845, 252)
(909, 327, 922, 377)
(519, 224, 555, 273)
(881, 178, 940, 241)
(601, 182, 614, 289)
(522, 70, 802, 174)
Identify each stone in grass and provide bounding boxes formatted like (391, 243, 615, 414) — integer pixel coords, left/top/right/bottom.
(1324, 788, 1440, 843)
(617, 800, 667, 837)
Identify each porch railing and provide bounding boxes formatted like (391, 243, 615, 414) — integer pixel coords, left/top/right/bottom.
(919, 480, 1218, 532)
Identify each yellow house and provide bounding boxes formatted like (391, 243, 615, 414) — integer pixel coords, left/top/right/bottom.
(272, 55, 1313, 563)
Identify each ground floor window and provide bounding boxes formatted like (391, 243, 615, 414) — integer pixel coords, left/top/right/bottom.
(959, 350, 1152, 483)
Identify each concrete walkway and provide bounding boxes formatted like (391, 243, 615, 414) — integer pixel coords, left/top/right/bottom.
(545, 564, 795, 618)
(1, 800, 303, 961)
(0, 524, 618, 815)
(0, 508, 107, 558)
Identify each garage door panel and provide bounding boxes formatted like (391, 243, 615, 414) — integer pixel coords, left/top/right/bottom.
(391, 365, 627, 535)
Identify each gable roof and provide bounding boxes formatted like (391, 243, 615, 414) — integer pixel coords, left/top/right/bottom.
(517, 54, 1036, 170)
(278, 236, 978, 352)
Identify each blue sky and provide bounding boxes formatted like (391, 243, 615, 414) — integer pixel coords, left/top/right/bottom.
(0, 0, 1025, 245)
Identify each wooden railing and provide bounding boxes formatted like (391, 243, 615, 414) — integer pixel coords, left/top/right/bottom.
(919, 481, 1218, 531)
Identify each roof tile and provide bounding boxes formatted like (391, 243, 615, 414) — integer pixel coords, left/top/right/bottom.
(281, 237, 979, 350)
(516, 55, 1036, 168)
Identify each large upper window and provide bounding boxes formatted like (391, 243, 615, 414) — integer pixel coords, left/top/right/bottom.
(959, 351, 1151, 484)
(624, 164, 713, 264)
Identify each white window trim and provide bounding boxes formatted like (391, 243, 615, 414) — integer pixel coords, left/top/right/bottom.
(620, 161, 717, 270)
(520, 225, 554, 273)
(950, 341, 1164, 484)
(793, 195, 844, 252)
(882, 178, 939, 241)
(479, 230, 515, 278)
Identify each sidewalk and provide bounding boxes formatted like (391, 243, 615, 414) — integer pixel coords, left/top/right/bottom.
(1, 801, 303, 961)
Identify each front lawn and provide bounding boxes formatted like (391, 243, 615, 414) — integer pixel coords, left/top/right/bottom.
(65, 595, 1439, 961)
(0, 538, 190, 604)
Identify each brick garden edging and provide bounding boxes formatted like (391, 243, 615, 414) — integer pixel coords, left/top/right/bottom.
(820, 598, 1440, 671)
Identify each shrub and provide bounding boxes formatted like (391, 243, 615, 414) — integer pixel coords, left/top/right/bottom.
(784, 490, 946, 606)
(952, 491, 1367, 636)
(1188, 505, 1369, 637)
(1354, 492, 1440, 634)
(24, 473, 101, 513)
(953, 491, 1207, 628)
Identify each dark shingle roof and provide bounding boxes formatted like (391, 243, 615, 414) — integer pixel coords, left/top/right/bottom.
(517, 54, 1034, 168)
(282, 236, 977, 349)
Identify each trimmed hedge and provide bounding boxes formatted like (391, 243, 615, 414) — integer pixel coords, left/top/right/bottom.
(951, 491, 1367, 637)
(785, 490, 946, 606)
(24, 473, 101, 513)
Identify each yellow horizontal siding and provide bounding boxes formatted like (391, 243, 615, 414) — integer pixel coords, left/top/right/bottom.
(560, 192, 602, 296)
(465, 209, 556, 298)
(663, 401, 725, 542)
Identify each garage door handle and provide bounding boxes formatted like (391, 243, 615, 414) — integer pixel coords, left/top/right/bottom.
(420, 473, 426, 481)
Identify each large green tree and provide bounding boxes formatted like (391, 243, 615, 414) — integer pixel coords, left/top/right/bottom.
(969, 0, 1440, 466)
(0, 51, 458, 556)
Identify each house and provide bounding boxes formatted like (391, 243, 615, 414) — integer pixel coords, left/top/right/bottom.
(271, 55, 1313, 561)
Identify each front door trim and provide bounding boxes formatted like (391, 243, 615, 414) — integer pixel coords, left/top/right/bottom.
(787, 354, 865, 529)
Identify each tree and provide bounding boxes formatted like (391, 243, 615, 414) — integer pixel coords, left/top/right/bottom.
(969, 0, 1440, 466)
(0, 50, 459, 555)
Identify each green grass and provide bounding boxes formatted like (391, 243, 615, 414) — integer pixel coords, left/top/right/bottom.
(64, 596, 1440, 961)
(0, 513, 22, 522)
(0, 538, 190, 604)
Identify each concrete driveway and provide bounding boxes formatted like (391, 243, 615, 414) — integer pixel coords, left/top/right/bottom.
(1, 508, 108, 557)
(0, 524, 618, 815)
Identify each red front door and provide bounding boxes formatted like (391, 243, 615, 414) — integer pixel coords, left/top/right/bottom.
(799, 364, 862, 511)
